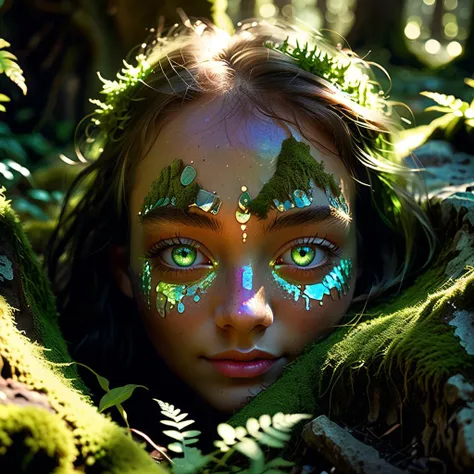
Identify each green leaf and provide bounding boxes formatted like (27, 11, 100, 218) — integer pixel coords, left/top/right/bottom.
(98, 384, 147, 412)
(181, 430, 201, 438)
(0, 94, 10, 102)
(176, 420, 195, 430)
(234, 438, 264, 462)
(263, 458, 294, 469)
(160, 420, 179, 427)
(0, 2, 5, 9)
(116, 403, 130, 429)
(73, 362, 110, 392)
(217, 423, 236, 444)
(163, 430, 184, 441)
(175, 413, 189, 423)
(183, 438, 199, 445)
(256, 433, 285, 449)
(0, 104, 5, 112)
(0, 41, 27, 95)
(172, 447, 209, 474)
(261, 426, 291, 441)
(168, 442, 183, 453)
(246, 418, 260, 438)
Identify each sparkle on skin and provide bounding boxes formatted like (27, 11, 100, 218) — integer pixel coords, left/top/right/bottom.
(272, 258, 353, 310)
(155, 270, 217, 318)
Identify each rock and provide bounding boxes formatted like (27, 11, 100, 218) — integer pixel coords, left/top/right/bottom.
(444, 374, 474, 471)
(448, 311, 474, 356)
(444, 229, 474, 278)
(441, 192, 474, 227)
(302, 415, 404, 474)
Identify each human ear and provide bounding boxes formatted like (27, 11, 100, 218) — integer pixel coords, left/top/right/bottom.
(109, 245, 134, 299)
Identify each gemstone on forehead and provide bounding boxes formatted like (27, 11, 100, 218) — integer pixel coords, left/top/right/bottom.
(180, 165, 197, 186)
(236, 209, 251, 224)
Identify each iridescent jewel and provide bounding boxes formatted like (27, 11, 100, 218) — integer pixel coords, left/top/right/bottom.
(325, 187, 350, 216)
(190, 189, 222, 214)
(180, 165, 197, 186)
(293, 189, 312, 208)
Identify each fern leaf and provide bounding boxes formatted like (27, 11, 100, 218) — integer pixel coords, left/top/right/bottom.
(175, 413, 189, 423)
(168, 442, 183, 453)
(182, 438, 199, 446)
(256, 433, 285, 449)
(160, 420, 180, 427)
(181, 430, 201, 438)
(175, 420, 195, 430)
(0, 40, 27, 95)
(162, 430, 184, 441)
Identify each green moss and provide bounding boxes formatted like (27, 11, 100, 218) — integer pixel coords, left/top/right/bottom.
(0, 190, 167, 473)
(228, 261, 474, 457)
(0, 405, 76, 474)
(141, 159, 200, 215)
(247, 136, 340, 218)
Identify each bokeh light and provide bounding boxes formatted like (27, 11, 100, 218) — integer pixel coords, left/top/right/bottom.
(405, 21, 421, 40)
(425, 38, 441, 54)
(447, 40, 463, 56)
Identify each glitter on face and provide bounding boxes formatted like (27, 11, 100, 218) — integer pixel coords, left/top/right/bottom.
(325, 187, 351, 221)
(141, 162, 222, 218)
(140, 259, 152, 309)
(236, 185, 251, 242)
(272, 258, 353, 310)
(242, 265, 253, 291)
(155, 270, 217, 318)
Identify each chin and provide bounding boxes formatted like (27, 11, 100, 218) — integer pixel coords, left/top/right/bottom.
(202, 384, 266, 413)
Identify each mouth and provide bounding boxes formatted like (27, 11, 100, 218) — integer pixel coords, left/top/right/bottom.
(204, 350, 283, 379)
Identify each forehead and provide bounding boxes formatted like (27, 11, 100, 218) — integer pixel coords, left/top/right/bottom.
(131, 96, 354, 214)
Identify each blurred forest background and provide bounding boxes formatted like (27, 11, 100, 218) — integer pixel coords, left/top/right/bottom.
(0, 0, 473, 252)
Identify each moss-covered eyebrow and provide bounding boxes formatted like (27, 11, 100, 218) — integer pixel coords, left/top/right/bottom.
(247, 136, 348, 219)
(141, 206, 222, 232)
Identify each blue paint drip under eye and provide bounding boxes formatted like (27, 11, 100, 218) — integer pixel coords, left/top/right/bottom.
(272, 258, 353, 310)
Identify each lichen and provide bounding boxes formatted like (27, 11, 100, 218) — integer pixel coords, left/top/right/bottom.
(247, 137, 340, 218)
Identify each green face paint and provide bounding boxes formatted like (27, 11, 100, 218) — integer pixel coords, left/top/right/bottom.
(155, 269, 217, 318)
(140, 259, 152, 309)
(140, 160, 222, 218)
(247, 136, 351, 220)
(272, 258, 353, 310)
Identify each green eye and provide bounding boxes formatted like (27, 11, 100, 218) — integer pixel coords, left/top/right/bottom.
(290, 246, 315, 267)
(171, 246, 197, 267)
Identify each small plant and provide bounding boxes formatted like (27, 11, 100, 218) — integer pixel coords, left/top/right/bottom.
(0, 38, 27, 112)
(396, 78, 474, 155)
(155, 399, 311, 474)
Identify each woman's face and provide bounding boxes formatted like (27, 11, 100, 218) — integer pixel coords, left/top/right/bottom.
(122, 96, 358, 413)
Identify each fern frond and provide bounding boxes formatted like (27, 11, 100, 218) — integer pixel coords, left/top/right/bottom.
(0, 39, 27, 96)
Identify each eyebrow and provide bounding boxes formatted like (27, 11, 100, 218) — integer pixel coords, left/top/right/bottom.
(141, 206, 222, 232)
(141, 204, 348, 234)
(264, 206, 347, 234)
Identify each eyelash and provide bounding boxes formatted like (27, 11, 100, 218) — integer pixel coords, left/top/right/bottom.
(144, 234, 211, 275)
(143, 234, 341, 276)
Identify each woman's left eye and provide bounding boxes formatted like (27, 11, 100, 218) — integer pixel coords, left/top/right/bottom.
(277, 244, 328, 269)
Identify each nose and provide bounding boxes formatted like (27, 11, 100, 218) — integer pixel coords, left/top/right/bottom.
(214, 265, 274, 334)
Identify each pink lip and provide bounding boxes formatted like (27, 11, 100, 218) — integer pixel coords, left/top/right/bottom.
(209, 358, 279, 378)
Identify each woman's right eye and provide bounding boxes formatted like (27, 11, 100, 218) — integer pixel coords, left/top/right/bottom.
(161, 245, 210, 269)
(144, 238, 213, 273)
